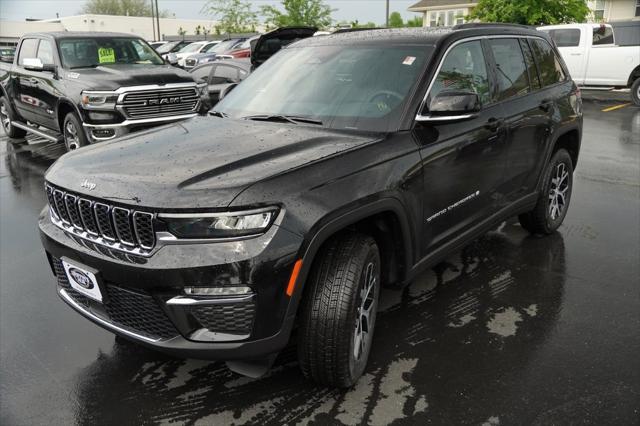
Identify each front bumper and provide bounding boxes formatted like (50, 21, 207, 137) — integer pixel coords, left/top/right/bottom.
(83, 113, 198, 143)
(39, 208, 303, 360)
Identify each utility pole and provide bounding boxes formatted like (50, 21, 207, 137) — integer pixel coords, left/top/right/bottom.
(385, 0, 389, 27)
(155, 0, 161, 41)
(150, 0, 157, 40)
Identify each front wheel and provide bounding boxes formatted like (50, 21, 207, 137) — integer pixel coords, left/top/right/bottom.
(631, 77, 640, 107)
(63, 112, 88, 151)
(298, 233, 380, 388)
(519, 149, 574, 235)
(0, 97, 27, 139)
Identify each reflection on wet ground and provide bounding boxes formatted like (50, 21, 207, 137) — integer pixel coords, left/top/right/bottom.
(1, 101, 639, 425)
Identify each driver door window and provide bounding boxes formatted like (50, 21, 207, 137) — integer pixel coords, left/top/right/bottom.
(429, 40, 491, 108)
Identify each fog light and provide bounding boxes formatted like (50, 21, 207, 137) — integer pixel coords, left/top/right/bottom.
(184, 286, 251, 296)
(91, 128, 115, 138)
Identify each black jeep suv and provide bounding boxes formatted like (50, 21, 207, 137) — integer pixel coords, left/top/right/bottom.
(39, 25, 582, 387)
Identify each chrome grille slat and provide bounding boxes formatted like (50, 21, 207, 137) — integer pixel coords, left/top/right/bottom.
(45, 184, 157, 253)
(120, 87, 199, 120)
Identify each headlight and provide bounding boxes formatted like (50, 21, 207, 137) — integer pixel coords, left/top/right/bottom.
(81, 91, 118, 110)
(159, 208, 278, 239)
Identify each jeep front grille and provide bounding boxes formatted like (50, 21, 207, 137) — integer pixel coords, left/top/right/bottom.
(120, 87, 199, 119)
(46, 184, 156, 253)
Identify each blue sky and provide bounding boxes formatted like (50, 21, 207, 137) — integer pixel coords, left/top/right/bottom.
(0, 0, 420, 25)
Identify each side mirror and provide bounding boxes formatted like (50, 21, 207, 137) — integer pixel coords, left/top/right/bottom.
(416, 90, 480, 122)
(22, 57, 43, 70)
(218, 83, 238, 101)
(166, 52, 178, 65)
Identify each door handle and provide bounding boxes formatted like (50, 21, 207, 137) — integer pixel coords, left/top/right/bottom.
(29, 78, 39, 85)
(539, 100, 553, 112)
(485, 117, 503, 132)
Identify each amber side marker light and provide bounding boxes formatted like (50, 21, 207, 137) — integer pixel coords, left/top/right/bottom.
(286, 259, 303, 297)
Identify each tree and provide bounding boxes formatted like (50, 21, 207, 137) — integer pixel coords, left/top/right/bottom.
(406, 16, 423, 27)
(261, 0, 334, 29)
(202, 0, 258, 33)
(467, 0, 589, 25)
(82, 0, 168, 17)
(351, 20, 377, 28)
(388, 11, 404, 27)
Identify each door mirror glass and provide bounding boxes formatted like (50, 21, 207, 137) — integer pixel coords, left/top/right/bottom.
(429, 90, 481, 115)
(22, 57, 44, 70)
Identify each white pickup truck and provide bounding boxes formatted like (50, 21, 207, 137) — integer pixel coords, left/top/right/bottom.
(539, 23, 640, 105)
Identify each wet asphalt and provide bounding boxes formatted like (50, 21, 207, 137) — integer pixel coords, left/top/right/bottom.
(0, 100, 638, 425)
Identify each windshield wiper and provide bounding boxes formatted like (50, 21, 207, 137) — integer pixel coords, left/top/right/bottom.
(242, 114, 323, 126)
(209, 110, 228, 118)
(70, 64, 100, 69)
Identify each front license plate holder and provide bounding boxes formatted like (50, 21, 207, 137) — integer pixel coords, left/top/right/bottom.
(61, 257, 105, 303)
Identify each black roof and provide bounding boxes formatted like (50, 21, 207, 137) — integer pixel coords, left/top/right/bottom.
(293, 24, 546, 48)
(24, 31, 144, 40)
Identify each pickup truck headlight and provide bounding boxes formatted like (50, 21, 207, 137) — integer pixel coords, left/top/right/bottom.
(81, 91, 118, 110)
(159, 208, 278, 239)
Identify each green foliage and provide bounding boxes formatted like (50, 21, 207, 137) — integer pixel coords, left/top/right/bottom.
(351, 20, 377, 28)
(388, 11, 404, 27)
(82, 0, 169, 17)
(178, 26, 186, 36)
(261, 0, 334, 29)
(202, 0, 258, 33)
(467, 0, 590, 25)
(406, 16, 423, 27)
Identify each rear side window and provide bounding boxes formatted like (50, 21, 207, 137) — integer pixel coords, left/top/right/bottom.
(37, 40, 54, 65)
(530, 38, 566, 87)
(487, 38, 530, 100)
(548, 29, 581, 47)
(592, 26, 614, 45)
(18, 38, 38, 66)
(520, 39, 541, 90)
(430, 40, 491, 106)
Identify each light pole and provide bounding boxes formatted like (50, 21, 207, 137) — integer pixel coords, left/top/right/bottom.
(150, 0, 157, 40)
(385, 0, 389, 27)
(155, 0, 161, 41)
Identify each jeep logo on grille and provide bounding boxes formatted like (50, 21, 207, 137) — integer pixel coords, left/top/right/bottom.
(68, 268, 94, 289)
(146, 97, 182, 106)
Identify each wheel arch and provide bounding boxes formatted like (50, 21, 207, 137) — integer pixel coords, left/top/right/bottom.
(56, 98, 82, 133)
(287, 198, 414, 315)
(551, 127, 581, 169)
(627, 65, 640, 87)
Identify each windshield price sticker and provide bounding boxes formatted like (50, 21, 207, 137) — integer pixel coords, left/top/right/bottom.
(98, 47, 116, 63)
(403, 56, 416, 65)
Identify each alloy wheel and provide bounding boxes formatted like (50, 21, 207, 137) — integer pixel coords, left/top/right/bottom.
(353, 261, 378, 361)
(548, 162, 570, 220)
(64, 120, 79, 150)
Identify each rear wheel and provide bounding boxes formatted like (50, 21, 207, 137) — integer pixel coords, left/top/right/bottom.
(298, 233, 380, 388)
(631, 77, 640, 107)
(0, 97, 27, 139)
(519, 149, 573, 235)
(63, 112, 88, 151)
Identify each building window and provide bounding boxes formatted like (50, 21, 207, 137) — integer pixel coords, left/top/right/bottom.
(429, 12, 437, 27)
(635, 0, 640, 17)
(594, 0, 606, 20)
(455, 10, 465, 24)
(437, 11, 446, 26)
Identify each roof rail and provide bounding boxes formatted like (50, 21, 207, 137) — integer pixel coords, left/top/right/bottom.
(332, 27, 387, 34)
(453, 22, 535, 31)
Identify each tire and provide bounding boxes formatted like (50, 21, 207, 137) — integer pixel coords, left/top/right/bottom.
(62, 112, 88, 151)
(0, 97, 27, 139)
(519, 149, 574, 235)
(631, 77, 640, 107)
(298, 233, 381, 388)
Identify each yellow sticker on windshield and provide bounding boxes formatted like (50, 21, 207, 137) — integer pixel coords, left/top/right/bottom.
(98, 47, 115, 63)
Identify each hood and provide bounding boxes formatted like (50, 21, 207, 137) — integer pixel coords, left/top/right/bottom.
(66, 64, 195, 90)
(45, 117, 380, 209)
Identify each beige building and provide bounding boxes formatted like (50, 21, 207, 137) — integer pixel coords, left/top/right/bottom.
(0, 14, 220, 46)
(407, 0, 477, 27)
(408, 0, 640, 27)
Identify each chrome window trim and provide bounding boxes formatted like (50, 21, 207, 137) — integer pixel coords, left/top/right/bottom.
(415, 34, 552, 122)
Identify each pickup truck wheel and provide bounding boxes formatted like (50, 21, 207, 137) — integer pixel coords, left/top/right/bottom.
(63, 112, 88, 151)
(519, 149, 573, 235)
(298, 233, 380, 388)
(631, 77, 640, 107)
(0, 97, 27, 139)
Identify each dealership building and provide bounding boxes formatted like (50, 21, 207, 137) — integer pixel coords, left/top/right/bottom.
(0, 14, 220, 46)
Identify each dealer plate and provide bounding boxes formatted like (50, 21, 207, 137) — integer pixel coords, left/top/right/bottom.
(62, 259, 103, 302)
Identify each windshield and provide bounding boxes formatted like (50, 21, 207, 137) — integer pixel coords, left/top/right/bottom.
(179, 42, 205, 53)
(216, 44, 431, 132)
(155, 41, 180, 54)
(58, 38, 164, 68)
(204, 40, 240, 53)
